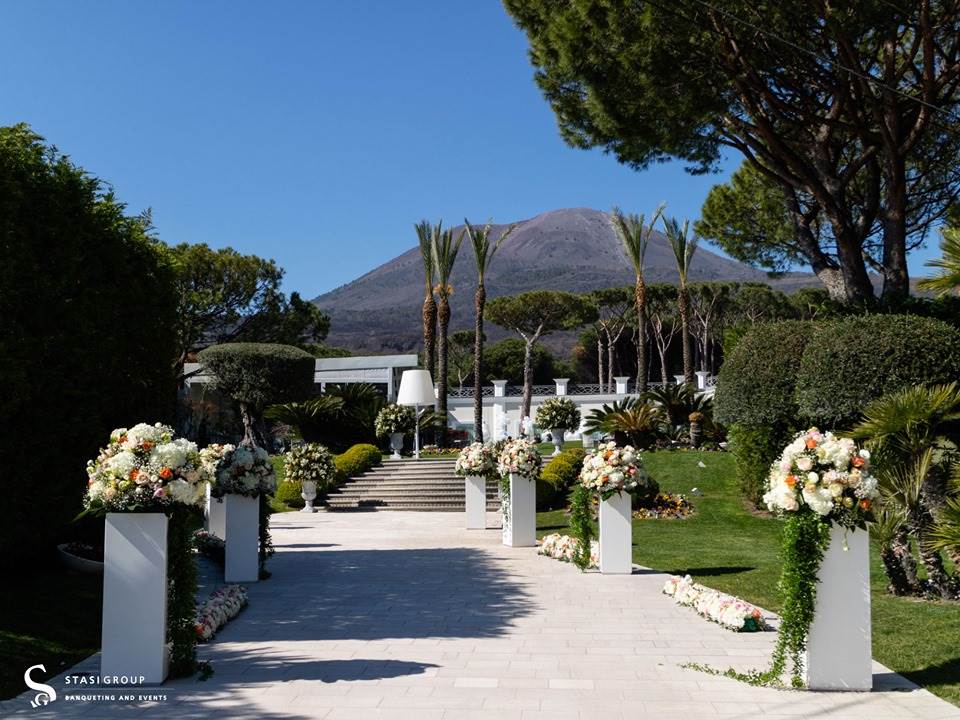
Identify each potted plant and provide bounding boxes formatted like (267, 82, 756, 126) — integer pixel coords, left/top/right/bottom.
(497, 438, 542, 547)
(455, 442, 497, 529)
(83, 422, 208, 683)
(535, 398, 581, 456)
(284, 443, 337, 513)
(375, 403, 417, 459)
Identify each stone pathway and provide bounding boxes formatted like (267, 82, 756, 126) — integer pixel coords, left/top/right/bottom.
(6, 511, 959, 719)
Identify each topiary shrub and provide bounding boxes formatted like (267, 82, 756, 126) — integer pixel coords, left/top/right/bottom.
(273, 481, 305, 509)
(795, 315, 960, 428)
(538, 448, 587, 510)
(334, 443, 382, 479)
(727, 424, 789, 508)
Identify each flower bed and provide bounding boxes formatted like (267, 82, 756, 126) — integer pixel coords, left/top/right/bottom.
(662, 575, 769, 632)
(195, 585, 248, 642)
(633, 492, 694, 520)
(537, 533, 599, 569)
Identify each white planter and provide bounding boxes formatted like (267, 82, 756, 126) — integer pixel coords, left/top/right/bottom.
(389, 432, 404, 460)
(502, 473, 536, 547)
(101, 513, 169, 684)
(550, 428, 566, 456)
(223, 493, 260, 583)
(803, 525, 872, 691)
(205, 483, 226, 539)
(301, 479, 317, 513)
(599, 491, 633, 574)
(465, 475, 487, 529)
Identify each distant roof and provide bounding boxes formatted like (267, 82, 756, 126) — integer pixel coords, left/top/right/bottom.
(314, 354, 419, 371)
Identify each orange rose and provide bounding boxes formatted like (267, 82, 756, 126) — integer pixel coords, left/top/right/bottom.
(142, 440, 154, 451)
(784, 475, 797, 488)
(129, 469, 140, 481)
(852, 456, 865, 468)
(859, 499, 871, 511)
(159, 467, 173, 480)
(805, 438, 818, 449)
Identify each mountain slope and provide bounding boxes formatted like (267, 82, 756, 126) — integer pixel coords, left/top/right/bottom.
(314, 207, 814, 353)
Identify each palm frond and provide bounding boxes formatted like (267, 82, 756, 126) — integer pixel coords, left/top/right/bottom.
(661, 215, 699, 283)
(927, 494, 960, 554)
(415, 220, 437, 293)
(610, 203, 665, 274)
(432, 225, 465, 294)
(917, 227, 960, 297)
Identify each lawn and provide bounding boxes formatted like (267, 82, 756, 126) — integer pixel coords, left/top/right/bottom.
(537, 450, 960, 706)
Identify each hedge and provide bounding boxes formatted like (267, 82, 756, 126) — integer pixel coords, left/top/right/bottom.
(274, 481, 305, 509)
(538, 448, 587, 510)
(795, 314, 960, 428)
(714, 320, 814, 427)
(334, 443, 382, 479)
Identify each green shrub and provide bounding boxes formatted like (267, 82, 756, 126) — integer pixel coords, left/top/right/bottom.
(795, 315, 960, 428)
(273, 480, 305, 509)
(538, 448, 586, 510)
(714, 320, 814, 427)
(727, 424, 792, 507)
(334, 443, 382, 479)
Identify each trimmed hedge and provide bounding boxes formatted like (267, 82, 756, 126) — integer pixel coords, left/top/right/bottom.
(274, 480, 305, 509)
(795, 315, 960, 427)
(197, 343, 315, 411)
(714, 320, 814, 427)
(538, 448, 587, 510)
(334, 443, 382, 479)
(727, 424, 792, 508)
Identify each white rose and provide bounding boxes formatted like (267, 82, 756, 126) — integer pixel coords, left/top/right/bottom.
(795, 457, 813, 472)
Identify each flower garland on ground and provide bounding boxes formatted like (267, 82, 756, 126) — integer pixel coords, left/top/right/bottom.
(374, 403, 416, 437)
(497, 438, 542, 527)
(455, 442, 498, 477)
(663, 575, 769, 632)
(195, 585, 248, 642)
(200, 443, 275, 498)
(538, 533, 599, 568)
(687, 427, 880, 688)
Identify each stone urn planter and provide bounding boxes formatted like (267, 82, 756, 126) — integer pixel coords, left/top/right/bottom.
(389, 432, 404, 460)
(301, 480, 318, 513)
(549, 428, 566, 456)
(502, 473, 536, 547)
(101, 513, 169, 684)
(598, 491, 632, 574)
(465, 475, 486, 529)
(56, 543, 103, 575)
(803, 525, 872, 690)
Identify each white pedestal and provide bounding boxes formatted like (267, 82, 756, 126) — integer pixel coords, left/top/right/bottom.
(599, 491, 633, 574)
(465, 475, 486, 529)
(503, 473, 536, 547)
(803, 525, 872, 691)
(205, 483, 226, 538)
(101, 513, 169, 684)
(224, 494, 260, 583)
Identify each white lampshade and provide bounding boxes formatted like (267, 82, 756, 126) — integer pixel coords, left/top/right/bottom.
(397, 369, 435, 406)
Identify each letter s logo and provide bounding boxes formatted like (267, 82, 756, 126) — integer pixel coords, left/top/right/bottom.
(24, 664, 57, 708)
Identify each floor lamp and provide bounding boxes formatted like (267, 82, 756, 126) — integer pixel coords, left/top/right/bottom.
(397, 369, 436, 460)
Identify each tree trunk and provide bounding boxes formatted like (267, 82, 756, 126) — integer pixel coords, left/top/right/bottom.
(825, 213, 876, 304)
(658, 346, 669, 386)
(522, 339, 535, 421)
(239, 402, 258, 448)
(422, 294, 437, 378)
(474, 285, 485, 443)
(437, 296, 450, 447)
(879, 543, 916, 596)
(635, 278, 647, 393)
(597, 337, 605, 389)
(606, 332, 616, 393)
(678, 286, 694, 384)
(891, 527, 920, 592)
(881, 156, 910, 302)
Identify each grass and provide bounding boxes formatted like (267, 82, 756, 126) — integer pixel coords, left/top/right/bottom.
(536, 450, 960, 706)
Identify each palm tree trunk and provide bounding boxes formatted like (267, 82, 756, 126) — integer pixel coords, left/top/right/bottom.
(422, 294, 437, 379)
(437, 297, 450, 447)
(885, 527, 920, 595)
(474, 285, 485, 442)
(522, 338, 535, 421)
(678, 286, 694, 384)
(636, 278, 647, 393)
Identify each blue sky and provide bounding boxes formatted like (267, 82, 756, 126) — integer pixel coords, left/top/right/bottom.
(0, 1, 940, 298)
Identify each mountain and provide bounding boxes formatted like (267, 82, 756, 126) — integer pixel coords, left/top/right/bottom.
(313, 207, 817, 353)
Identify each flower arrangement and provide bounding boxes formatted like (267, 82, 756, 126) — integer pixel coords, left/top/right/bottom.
(578, 441, 646, 499)
(200, 443, 276, 499)
(455, 442, 497, 477)
(633, 492, 694, 520)
(194, 585, 248, 642)
(763, 427, 879, 527)
(535, 397, 581, 432)
(84, 422, 206, 513)
(284, 443, 338, 490)
(497, 438, 542, 480)
(375, 403, 416, 437)
(663, 575, 769, 632)
(538, 533, 599, 568)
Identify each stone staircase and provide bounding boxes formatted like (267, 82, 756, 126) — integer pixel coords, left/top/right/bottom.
(325, 458, 502, 511)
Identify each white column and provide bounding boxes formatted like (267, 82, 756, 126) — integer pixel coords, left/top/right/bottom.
(503, 473, 536, 547)
(695, 371, 710, 390)
(599, 491, 633, 574)
(101, 513, 169, 684)
(804, 526, 872, 691)
(205, 484, 226, 539)
(465, 476, 487, 529)
(224, 494, 260, 583)
(614, 376, 630, 395)
(492, 380, 508, 442)
(673, 374, 686, 385)
(554, 378, 569, 396)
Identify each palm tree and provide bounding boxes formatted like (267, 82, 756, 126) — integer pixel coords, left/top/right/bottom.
(918, 227, 960, 297)
(415, 220, 438, 379)
(662, 216, 699, 385)
(431, 225, 465, 446)
(611, 203, 664, 393)
(465, 219, 516, 442)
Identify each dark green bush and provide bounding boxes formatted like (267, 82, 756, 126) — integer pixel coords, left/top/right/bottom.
(727, 424, 792, 507)
(795, 315, 960, 428)
(714, 320, 814, 427)
(334, 443, 382, 479)
(538, 448, 586, 510)
(273, 480, 305, 509)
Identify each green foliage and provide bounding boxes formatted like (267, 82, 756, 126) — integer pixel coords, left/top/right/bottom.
(535, 397, 581, 432)
(310, 344, 352, 358)
(583, 398, 664, 449)
(538, 448, 587, 510)
(796, 315, 960, 428)
(645, 383, 713, 426)
(714, 320, 814, 427)
(198, 343, 315, 411)
(483, 338, 565, 385)
(727, 424, 794, 508)
(273, 480, 305, 509)
(569, 485, 594, 572)
(486, 290, 598, 338)
(0, 124, 178, 570)
(167, 507, 199, 677)
(267, 384, 386, 452)
(334, 443, 382, 479)
(918, 227, 960, 297)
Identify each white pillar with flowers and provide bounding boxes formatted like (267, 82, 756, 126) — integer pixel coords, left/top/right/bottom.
(497, 438, 541, 547)
(582, 441, 641, 575)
